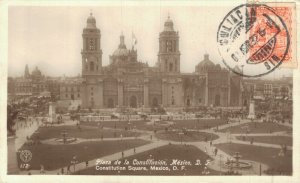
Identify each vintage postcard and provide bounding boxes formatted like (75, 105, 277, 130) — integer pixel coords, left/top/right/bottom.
(0, 0, 299, 183)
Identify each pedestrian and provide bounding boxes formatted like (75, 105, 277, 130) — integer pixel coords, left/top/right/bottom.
(86, 161, 89, 167)
(40, 164, 45, 174)
(134, 147, 136, 154)
(61, 167, 64, 175)
(214, 148, 218, 156)
(278, 148, 284, 157)
(121, 151, 124, 158)
(67, 165, 70, 173)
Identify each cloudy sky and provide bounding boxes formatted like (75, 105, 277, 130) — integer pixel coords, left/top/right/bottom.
(8, 4, 293, 78)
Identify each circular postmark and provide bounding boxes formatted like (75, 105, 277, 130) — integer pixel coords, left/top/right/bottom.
(19, 149, 32, 163)
(217, 4, 290, 77)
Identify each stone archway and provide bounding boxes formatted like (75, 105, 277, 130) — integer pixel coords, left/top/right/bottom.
(130, 96, 137, 108)
(186, 98, 191, 106)
(152, 97, 158, 107)
(108, 98, 114, 108)
(244, 99, 248, 107)
(215, 94, 220, 106)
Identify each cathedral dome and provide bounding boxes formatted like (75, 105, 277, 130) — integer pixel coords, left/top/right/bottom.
(195, 54, 216, 73)
(32, 66, 41, 75)
(31, 66, 42, 79)
(86, 13, 97, 29)
(198, 54, 215, 68)
(112, 33, 129, 57)
(113, 48, 129, 57)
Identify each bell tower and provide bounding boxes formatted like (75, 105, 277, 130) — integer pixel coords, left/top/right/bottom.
(158, 15, 180, 74)
(81, 12, 102, 75)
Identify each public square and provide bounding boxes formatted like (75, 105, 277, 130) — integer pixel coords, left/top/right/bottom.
(8, 96, 293, 176)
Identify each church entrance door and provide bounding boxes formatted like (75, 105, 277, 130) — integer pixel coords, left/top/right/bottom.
(108, 98, 114, 108)
(186, 98, 191, 106)
(152, 97, 158, 107)
(130, 96, 137, 108)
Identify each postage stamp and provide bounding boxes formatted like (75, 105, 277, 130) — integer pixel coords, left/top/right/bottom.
(217, 3, 296, 77)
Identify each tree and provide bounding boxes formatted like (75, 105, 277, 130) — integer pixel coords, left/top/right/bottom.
(7, 105, 18, 136)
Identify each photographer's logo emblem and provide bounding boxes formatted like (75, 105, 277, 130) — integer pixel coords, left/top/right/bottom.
(19, 150, 32, 163)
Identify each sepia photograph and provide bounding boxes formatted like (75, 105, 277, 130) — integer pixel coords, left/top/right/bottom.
(1, 1, 299, 182)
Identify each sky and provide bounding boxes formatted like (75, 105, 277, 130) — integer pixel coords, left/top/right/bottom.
(8, 5, 293, 78)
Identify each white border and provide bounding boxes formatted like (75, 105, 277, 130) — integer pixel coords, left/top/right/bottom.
(0, 0, 299, 183)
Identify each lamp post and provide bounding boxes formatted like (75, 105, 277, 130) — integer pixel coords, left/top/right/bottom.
(179, 132, 184, 145)
(134, 125, 137, 139)
(219, 154, 223, 175)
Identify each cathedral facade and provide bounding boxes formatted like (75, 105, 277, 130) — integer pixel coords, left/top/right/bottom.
(80, 13, 243, 109)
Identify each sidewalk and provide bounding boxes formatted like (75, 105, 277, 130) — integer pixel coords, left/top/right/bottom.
(229, 139, 292, 150)
(232, 131, 292, 137)
(15, 121, 40, 150)
(217, 120, 250, 130)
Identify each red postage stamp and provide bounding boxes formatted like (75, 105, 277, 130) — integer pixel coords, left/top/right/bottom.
(248, 3, 296, 69)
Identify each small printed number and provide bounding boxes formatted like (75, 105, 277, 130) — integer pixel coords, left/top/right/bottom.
(20, 163, 30, 169)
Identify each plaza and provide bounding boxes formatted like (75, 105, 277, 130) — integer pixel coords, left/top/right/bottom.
(8, 102, 293, 175)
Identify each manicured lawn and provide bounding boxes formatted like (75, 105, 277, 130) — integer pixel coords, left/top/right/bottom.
(81, 120, 159, 131)
(82, 120, 174, 132)
(77, 144, 219, 175)
(31, 125, 140, 140)
(155, 131, 219, 142)
(81, 120, 148, 129)
(18, 139, 149, 171)
(219, 122, 292, 134)
(81, 119, 226, 132)
(235, 136, 292, 146)
(173, 119, 226, 130)
(215, 143, 292, 175)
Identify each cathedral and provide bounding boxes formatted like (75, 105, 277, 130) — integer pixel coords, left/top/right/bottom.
(80, 13, 243, 109)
